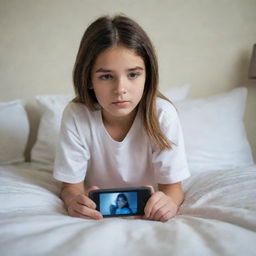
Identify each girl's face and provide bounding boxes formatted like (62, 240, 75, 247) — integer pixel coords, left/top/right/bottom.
(91, 46, 146, 122)
(117, 196, 127, 208)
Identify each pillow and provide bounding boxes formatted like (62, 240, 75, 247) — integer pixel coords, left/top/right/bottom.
(0, 100, 29, 164)
(163, 84, 190, 102)
(31, 85, 190, 171)
(176, 87, 254, 174)
(31, 94, 74, 170)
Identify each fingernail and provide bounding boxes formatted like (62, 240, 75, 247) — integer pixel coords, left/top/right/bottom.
(95, 213, 102, 219)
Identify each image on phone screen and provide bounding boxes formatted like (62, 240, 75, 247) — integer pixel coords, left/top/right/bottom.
(99, 192, 138, 216)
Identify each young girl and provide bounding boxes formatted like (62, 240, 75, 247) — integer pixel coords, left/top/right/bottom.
(112, 193, 133, 215)
(53, 15, 190, 222)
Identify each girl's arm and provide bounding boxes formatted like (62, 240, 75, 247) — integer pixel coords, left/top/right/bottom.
(158, 182, 184, 206)
(143, 182, 184, 222)
(60, 182, 85, 206)
(60, 182, 103, 220)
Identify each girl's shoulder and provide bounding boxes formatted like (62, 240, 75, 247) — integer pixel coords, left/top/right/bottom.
(61, 102, 99, 129)
(63, 101, 96, 119)
(156, 97, 178, 123)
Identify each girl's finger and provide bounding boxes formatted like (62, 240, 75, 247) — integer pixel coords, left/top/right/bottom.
(155, 202, 178, 222)
(71, 209, 101, 220)
(144, 193, 162, 218)
(149, 200, 167, 220)
(73, 204, 103, 220)
(144, 191, 166, 218)
(159, 210, 174, 222)
(76, 194, 97, 209)
(71, 209, 91, 219)
(151, 204, 170, 221)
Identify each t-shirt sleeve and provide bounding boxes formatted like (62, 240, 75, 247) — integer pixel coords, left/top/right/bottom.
(152, 103, 190, 184)
(53, 104, 90, 183)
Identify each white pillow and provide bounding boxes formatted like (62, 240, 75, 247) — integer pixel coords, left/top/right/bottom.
(0, 100, 29, 164)
(31, 86, 190, 171)
(31, 94, 74, 170)
(163, 84, 190, 102)
(176, 87, 254, 174)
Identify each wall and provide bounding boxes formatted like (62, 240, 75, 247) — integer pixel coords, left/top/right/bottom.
(0, 0, 256, 160)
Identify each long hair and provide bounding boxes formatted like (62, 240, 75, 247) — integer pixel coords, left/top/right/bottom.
(73, 14, 172, 150)
(115, 193, 130, 209)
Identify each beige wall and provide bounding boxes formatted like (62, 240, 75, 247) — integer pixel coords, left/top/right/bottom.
(1, 0, 256, 161)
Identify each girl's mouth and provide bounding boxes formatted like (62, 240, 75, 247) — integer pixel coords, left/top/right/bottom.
(112, 101, 129, 107)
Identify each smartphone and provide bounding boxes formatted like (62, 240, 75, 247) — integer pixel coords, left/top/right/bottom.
(89, 187, 151, 217)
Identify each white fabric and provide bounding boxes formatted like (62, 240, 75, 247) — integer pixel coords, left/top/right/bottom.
(31, 85, 190, 171)
(53, 98, 190, 188)
(31, 94, 74, 169)
(176, 87, 254, 174)
(0, 162, 256, 256)
(0, 100, 29, 164)
(164, 84, 190, 102)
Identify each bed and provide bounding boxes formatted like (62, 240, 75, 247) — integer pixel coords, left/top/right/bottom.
(0, 85, 256, 256)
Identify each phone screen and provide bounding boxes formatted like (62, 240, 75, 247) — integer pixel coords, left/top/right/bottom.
(89, 187, 151, 217)
(99, 191, 138, 216)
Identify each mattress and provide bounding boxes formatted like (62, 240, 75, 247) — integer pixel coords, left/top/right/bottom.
(0, 162, 256, 256)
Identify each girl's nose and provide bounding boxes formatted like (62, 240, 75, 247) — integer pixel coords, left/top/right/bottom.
(114, 88, 127, 94)
(114, 78, 127, 95)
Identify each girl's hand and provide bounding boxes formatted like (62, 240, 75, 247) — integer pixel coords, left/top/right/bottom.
(143, 188, 178, 222)
(67, 186, 103, 220)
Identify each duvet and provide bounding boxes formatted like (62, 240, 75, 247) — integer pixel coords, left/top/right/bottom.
(0, 163, 256, 256)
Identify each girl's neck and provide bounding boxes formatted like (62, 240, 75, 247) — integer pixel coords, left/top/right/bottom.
(102, 108, 138, 128)
(101, 108, 138, 142)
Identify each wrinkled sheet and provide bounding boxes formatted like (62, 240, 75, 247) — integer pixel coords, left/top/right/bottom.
(0, 162, 256, 256)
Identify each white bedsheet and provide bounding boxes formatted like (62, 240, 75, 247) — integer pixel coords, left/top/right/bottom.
(0, 163, 256, 256)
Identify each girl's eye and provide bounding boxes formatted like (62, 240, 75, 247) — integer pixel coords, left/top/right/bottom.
(128, 72, 141, 79)
(98, 73, 141, 80)
(99, 74, 113, 80)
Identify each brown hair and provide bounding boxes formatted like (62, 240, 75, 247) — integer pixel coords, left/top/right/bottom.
(73, 14, 172, 151)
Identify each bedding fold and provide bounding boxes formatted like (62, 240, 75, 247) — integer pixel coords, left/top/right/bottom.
(0, 163, 255, 256)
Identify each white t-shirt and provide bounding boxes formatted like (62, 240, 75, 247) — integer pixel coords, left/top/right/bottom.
(53, 98, 190, 189)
